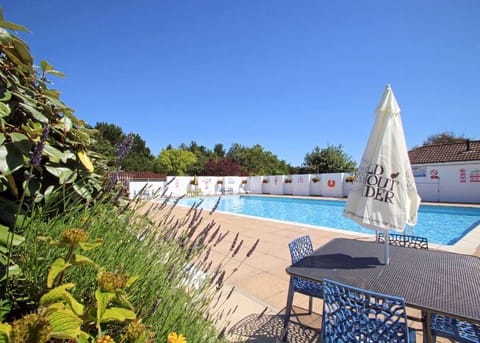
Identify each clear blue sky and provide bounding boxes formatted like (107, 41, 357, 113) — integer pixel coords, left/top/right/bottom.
(3, 1, 479, 166)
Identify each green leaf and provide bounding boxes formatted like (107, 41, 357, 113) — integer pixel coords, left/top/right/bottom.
(40, 60, 52, 72)
(77, 331, 91, 343)
(9, 132, 28, 143)
(45, 165, 74, 184)
(0, 27, 11, 46)
(78, 239, 103, 251)
(0, 145, 24, 175)
(100, 307, 136, 323)
(40, 60, 65, 78)
(8, 133, 31, 155)
(19, 103, 48, 123)
(47, 69, 65, 78)
(22, 177, 41, 198)
(0, 102, 10, 117)
(46, 258, 72, 288)
(0, 19, 29, 32)
(43, 145, 64, 163)
(11, 36, 33, 65)
(0, 299, 11, 322)
(0, 322, 11, 343)
(126, 275, 139, 288)
(40, 283, 84, 316)
(115, 291, 135, 311)
(6, 264, 22, 277)
(43, 185, 55, 199)
(95, 289, 116, 323)
(47, 308, 83, 340)
(0, 224, 25, 246)
(73, 253, 97, 267)
(0, 90, 11, 102)
(73, 183, 92, 201)
(61, 116, 72, 133)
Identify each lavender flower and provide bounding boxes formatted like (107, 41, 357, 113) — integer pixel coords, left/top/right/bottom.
(230, 232, 239, 251)
(115, 133, 134, 168)
(30, 125, 50, 167)
(232, 239, 243, 257)
(226, 286, 235, 300)
(104, 170, 118, 193)
(247, 239, 260, 257)
(216, 270, 226, 289)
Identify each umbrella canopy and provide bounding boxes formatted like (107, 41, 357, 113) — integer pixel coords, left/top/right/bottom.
(343, 84, 421, 264)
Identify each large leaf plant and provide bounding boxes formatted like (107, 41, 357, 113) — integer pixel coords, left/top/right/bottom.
(0, 9, 106, 295)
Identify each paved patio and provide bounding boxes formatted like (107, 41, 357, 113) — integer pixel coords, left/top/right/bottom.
(167, 202, 480, 342)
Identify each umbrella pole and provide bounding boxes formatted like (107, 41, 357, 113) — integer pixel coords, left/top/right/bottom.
(384, 230, 390, 265)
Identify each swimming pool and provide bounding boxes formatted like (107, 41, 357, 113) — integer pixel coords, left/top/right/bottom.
(175, 195, 480, 245)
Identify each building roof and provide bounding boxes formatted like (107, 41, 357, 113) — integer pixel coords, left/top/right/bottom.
(408, 140, 480, 164)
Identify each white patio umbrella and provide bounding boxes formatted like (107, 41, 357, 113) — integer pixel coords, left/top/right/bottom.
(343, 84, 421, 265)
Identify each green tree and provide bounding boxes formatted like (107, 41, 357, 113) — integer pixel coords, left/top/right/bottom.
(94, 122, 124, 149)
(91, 122, 118, 166)
(303, 144, 356, 173)
(181, 141, 213, 175)
(213, 143, 226, 158)
(122, 133, 155, 172)
(227, 143, 289, 175)
(156, 149, 197, 175)
(423, 131, 468, 145)
(93, 123, 155, 172)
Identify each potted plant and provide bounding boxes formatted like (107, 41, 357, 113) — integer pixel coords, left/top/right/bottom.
(284, 177, 292, 184)
(190, 176, 198, 185)
(312, 176, 320, 183)
(262, 179, 269, 184)
(216, 179, 223, 185)
(345, 175, 355, 183)
(241, 179, 248, 184)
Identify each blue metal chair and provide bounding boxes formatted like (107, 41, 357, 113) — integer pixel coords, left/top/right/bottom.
(321, 278, 416, 343)
(281, 235, 323, 341)
(376, 232, 429, 250)
(288, 235, 323, 314)
(431, 314, 480, 342)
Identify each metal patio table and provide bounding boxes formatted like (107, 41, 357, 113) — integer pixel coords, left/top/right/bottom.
(282, 238, 480, 342)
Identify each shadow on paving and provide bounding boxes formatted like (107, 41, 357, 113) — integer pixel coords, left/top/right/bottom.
(228, 310, 319, 343)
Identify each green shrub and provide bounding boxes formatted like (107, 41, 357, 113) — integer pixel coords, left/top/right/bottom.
(4, 192, 257, 342)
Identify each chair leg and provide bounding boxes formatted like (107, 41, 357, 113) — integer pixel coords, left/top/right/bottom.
(308, 296, 313, 314)
(422, 310, 434, 343)
(281, 277, 295, 341)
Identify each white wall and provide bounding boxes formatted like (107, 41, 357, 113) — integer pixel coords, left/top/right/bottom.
(413, 162, 480, 203)
(310, 175, 322, 196)
(126, 164, 480, 204)
(321, 173, 345, 197)
(164, 176, 192, 197)
(197, 177, 217, 195)
(292, 174, 310, 196)
(249, 176, 263, 194)
(129, 180, 165, 199)
(343, 173, 355, 197)
(268, 175, 284, 195)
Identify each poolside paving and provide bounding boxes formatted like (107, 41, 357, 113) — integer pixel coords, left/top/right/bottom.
(164, 201, 480, 342)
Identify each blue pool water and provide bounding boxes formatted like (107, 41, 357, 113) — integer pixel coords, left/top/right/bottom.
(175, 195, 480, 245)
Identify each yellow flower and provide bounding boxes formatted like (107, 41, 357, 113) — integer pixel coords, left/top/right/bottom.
(97, 335, 115, 343)
(168, 332, 187, 343)
(98, 272, 128, 292)
(62, 228, 89, 245)
(126, 320, 147, 340)
(11, 312, 51, 343)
